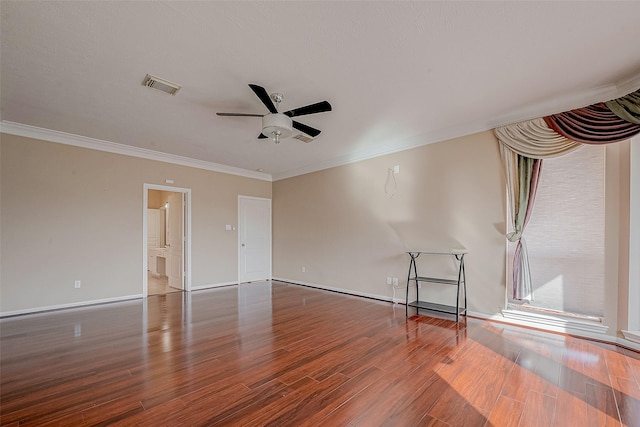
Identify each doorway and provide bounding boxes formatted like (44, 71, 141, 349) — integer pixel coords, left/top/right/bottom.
(143, 184, 191, 296)
(238, 196, 272, 283)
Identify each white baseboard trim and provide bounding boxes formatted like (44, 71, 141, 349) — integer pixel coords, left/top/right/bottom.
(617, 337, 640, 352)
(0, 294, 143, 318)
(469, 310, 640, 352)
(273, 280, 640, 351)
(273, 277, 394, 303)
(622, 330, 640, 345)
(191, 281, 238, 291)
(500, 308, 609, 335)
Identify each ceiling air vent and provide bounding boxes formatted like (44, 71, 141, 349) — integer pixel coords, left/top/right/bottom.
(293, 134, 314, 143)
(142, 74, 181, 95)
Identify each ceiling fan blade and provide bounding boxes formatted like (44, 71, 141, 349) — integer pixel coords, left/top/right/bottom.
(283, 101, 332, 118)
(249, 84, 278, 114)
(292, 121, 321, 137)
(217, 112, 263, 117)
(258, 133, 269, 139)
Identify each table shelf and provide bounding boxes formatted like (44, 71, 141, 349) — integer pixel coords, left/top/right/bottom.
(405, 251, 467, 322)
(410, 276, 460, 286)
(407, 300, 467, 316)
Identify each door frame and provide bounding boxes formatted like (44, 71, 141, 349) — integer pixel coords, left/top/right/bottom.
(143, 184, 192, 296)
(238, 195, 272, 283)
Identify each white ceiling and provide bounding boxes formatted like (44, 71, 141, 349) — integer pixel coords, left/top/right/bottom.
(2, 1, 639, 180)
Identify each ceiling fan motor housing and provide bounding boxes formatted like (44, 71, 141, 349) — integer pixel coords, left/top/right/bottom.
(262, 113, 293, 138)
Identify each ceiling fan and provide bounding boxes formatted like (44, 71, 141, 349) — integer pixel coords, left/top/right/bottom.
(217, 84, 332, 143)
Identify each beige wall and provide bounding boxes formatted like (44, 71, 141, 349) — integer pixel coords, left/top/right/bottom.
(0, 133, 271, 314)
(273, 132, 632, 337)
(1, 130, 632, 338)
(273, 131, 508, 315)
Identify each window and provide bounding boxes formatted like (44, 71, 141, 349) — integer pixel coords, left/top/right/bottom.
(508, 145, 605, 318)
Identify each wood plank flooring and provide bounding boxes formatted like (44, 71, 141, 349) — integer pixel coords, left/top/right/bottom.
(1, 281, 639, 426)
(147, 273, 181, 296)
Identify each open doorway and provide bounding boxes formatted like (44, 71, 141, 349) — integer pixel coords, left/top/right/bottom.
(143, 184, 191, 297)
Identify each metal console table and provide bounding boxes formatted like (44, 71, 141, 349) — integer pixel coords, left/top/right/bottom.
(405, 250, 467, 322)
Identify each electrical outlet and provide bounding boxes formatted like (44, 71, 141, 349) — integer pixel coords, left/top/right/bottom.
(392, 277, 399, 286)
(74, 280, 81, 289)
(386, 277, 392, 285)
(302, 266, 306, 273)
(393, 165, 400, 174)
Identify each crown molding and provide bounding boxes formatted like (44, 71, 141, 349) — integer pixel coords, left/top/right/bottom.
(616, 72, 640, 97)
(273, 78, 640, 181)
(5, 73, 639, 183)
(0, 121, 272, 182)
(272, 119, 491, 180)
(489, 72, 640, 130)
(488, 83, 619, 129)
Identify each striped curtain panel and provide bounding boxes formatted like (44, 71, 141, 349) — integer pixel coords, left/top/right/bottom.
(499, 144, 542, 301)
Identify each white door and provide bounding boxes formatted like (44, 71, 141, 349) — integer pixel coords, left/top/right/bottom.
(147, 209, 160, 248)
(143, 184, 191, 297)
(167, 192, 184, 289)
(239, 196, 272, 283)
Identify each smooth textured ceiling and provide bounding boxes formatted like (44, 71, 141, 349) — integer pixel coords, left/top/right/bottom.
(1, 1, 639, 180)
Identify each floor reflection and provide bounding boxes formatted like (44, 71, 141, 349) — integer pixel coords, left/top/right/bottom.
(143, 281, 275, 354)
(238, 281, 272, 320)
(3, 280, 637, 426)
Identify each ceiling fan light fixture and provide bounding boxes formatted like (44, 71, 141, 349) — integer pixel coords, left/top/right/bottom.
(218, 84, 330, 143)
(262, 113, 293, 141)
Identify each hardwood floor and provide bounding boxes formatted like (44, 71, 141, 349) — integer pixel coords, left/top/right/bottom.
(1, 281, 639, 426)
(147, 272, 182, 296)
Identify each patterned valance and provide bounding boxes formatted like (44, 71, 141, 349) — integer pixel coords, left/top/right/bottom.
(544, 102, 640, 144)
(495, 88, 640, 157)
(605, 89, 640, 124)
(494, 118, 580, 159)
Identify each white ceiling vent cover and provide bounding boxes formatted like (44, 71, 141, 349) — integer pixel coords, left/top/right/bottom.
(293, 134, 314, 143)
(142, 74, 181, 95)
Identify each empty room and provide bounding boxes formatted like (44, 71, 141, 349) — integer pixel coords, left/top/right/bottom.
(1, 1, 639, 426)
